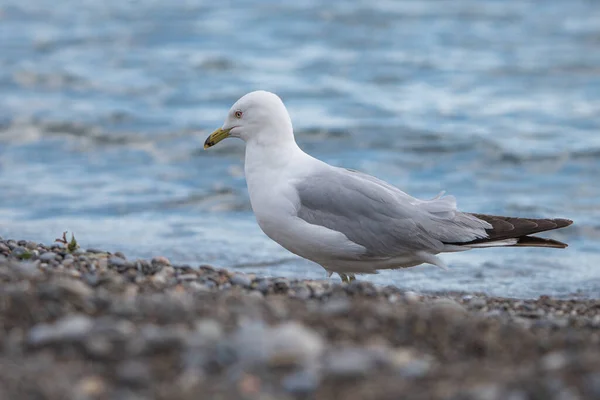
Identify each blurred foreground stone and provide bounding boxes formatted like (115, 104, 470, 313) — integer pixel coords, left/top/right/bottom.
(1, 238, 599, 399)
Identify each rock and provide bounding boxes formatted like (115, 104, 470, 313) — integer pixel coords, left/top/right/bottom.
(398, 359, 431, 378)
(283, 368, 320, 394)
(178, 273, 198, 282)
(468, 297, 487, 309)
(25, 241, 38, 250)
(324, 347, 388, 379)
(247, 290, 264, 299)
(464, 384, 503, 400)
(28, 314, 94, 346)
(320, 298, 351, 316)
(108, 256, 127, 268)
(232, 321, 324, 367)
(186, 319, 223, 347)
(74, 375, 107, 398)
(152, 256, 171, 266)
(346, 281, 378, 296)
(11, 261, 41, 278)
(273, 278, 290, 293)
(39, 252, 58, 262)
(12, 246, 30, 259)
(256, 279, 271, 294)
(230, 273, 252, 288)
(187, 281, 211, 292)
(541, 351, 569, 371)
(584, 373, 600, 398)
(116, 360, 151, 387)
(290, 284, 311, 300)
(0, 242, 10, 253)
(53, 278, 93, 298)
(86, 248, 105, 254)
(403, 291, 421, 303)
(429, 298, 468, 319)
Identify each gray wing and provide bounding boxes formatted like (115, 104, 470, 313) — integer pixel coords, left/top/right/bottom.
(295, 167, 490, 258)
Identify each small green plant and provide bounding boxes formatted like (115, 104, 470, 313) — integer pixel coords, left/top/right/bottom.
(55, 231, 80, 253)
(17, 251, 32, 260)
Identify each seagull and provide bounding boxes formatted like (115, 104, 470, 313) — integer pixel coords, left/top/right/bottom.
(204, 91, 573, 282)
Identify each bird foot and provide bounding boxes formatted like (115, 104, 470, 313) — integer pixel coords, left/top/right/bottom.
(338, 273, 356, 283)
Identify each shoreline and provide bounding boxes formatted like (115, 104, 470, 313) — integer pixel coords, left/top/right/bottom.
(1, 237, 599, 399)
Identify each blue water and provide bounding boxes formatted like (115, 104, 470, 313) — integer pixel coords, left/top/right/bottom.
(1, 0, 599, 298)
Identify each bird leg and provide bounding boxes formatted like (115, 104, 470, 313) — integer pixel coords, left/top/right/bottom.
(338, 273, 356, 283)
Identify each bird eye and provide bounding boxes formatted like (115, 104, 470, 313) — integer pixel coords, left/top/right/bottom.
(234, 110, 243, 118)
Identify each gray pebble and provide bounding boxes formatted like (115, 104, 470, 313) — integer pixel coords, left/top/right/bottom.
(187, 281, 211, 292)
(84, 336, 114, 358)
(345, 281, 378, 296)
(0, 243, 10, 253)
(151, 256, 171, 266)
(320, 298, 351, 316)
(108, 256, 127, 268)
(273, 278, 290, 293)
(468, 297, 487, 309)
(178, 273, 198, 282)
(403, 291, 421, 303)
(247, 290, 264, 299)
(399, 359, 431, 378)
(464, 384, 503, 400)
(203, 279, 217, 289)
(186, 319, 223, 348)
(324, 348, 385, 379)
(256, 279, 271, 294)
(232, 321, 324, 367)
(83, 273, 99, 287)
(230, 273, 252, 288)
(195, 319, 222, 341)
(485, 309, 505, 318)
(541, 351, 569, 371)
(429, 298, 468, 318)
(25, 241, 38, 250)
(39, 252, 58, 262)
(116, 360, 151, 387)
(86, 248, 105, 254)
(283, 368, 320, 394)
(584, 373, 600, 398)
(11, 261, 41, 278)
(28, 314, 94, 346)
(12, 246, 29, 258)
(290, 285, 311, 300)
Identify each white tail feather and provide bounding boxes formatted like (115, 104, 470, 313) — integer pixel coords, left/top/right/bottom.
(465, 238, 518, 248)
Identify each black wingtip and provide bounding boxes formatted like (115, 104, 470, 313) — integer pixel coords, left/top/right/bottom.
(514, 235, 569, 249)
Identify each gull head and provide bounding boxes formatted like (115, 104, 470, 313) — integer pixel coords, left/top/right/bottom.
(204, 90, 294, 149)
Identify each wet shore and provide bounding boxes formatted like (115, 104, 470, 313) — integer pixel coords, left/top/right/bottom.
(1, 237, 599, 399)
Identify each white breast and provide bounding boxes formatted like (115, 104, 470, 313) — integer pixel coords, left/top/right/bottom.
(243, 141, 366, 265)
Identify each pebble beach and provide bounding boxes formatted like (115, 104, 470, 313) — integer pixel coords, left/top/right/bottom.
(1, 237, 599, 400)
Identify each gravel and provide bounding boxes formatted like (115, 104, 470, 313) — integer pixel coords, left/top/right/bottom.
(0, 237, 599, 399)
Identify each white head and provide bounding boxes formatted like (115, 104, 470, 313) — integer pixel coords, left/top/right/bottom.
(204, 90, 294, 149)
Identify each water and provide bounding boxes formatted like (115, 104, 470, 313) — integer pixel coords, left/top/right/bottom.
(1, 0, 599, 298)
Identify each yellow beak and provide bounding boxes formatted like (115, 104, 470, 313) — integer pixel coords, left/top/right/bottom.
(204, 127, 232, 149)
